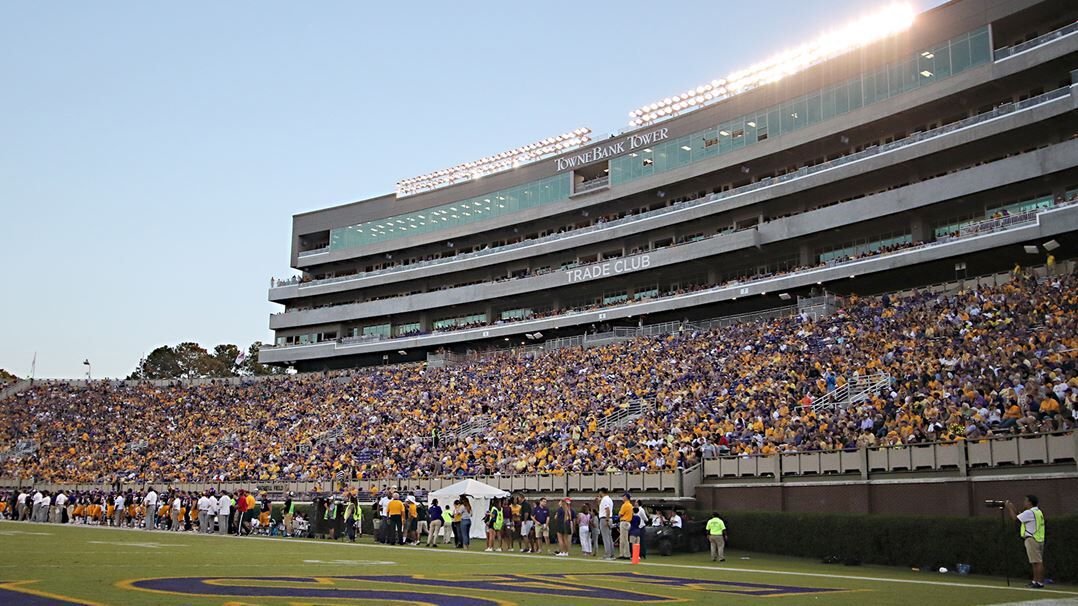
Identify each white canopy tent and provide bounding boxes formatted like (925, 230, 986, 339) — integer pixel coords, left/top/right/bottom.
(427, 479, 510, 539)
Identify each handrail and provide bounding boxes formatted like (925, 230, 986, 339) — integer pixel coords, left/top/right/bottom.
(297, 245, 330, 258)
(994, 20, 1078, 61)
(273, 86, 1071, 290)
(573, 175, 610, 194)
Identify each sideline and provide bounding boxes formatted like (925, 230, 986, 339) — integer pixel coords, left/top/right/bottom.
(3, 520, 1077, 597)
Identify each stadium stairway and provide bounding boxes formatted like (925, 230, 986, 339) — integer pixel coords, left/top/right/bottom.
(803, 373, 892, 412)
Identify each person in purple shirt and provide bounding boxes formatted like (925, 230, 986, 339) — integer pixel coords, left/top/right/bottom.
(532, 498, 550, 551)
(628, 512, 643, 555)
(426, 499, 443, 547)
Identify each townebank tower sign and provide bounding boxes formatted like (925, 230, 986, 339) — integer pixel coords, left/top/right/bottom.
(554, 127, 669, 172)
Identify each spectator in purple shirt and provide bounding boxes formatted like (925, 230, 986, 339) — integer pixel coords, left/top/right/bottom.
(533, 498, 550, 551)
(426, 499, 443, 547)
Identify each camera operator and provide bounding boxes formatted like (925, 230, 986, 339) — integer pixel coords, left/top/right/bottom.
(1005, 495, 1046, 588)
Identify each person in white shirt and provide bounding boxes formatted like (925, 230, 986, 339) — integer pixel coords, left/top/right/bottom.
(205, 494, 218, 534)
(217, 491, 231, 535)
(198, 493, 210, 530)
(636, 505, 649, 527)
(54, 491, 68, 524)
(16, 491, 28, 521)
(143, 488, 158, 530)
(40, 492, 52, 523)
(670, 512, 683, 528)
(598, 488, 615, 560)
(377, 492, 390, 541)
(32, 490, 43, 522)
(172, 495, 183, 531)
(113, 494, 125, 527)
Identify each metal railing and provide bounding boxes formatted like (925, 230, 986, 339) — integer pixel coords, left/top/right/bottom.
(994, 20, 1078, 61)
(597, 399, 652, 431)
(805, 373, 892, 412)
(454, 417, 491, 440)
(273, 87, 1071, 290)
(297, 245, 330, 258)
(573, 175, 610, 194)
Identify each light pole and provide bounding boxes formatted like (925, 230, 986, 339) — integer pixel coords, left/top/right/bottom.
(83, 358, 91, 381)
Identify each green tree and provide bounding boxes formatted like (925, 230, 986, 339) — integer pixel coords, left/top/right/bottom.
(173, 342, 216, 379)
(208, 343, 242, 377)
(128, 341, 283, 380)
(0, 368, 18, 383)
(128, 342, 249, 379)
(128, 345, 183, 380)
(239, 341, 281, 376)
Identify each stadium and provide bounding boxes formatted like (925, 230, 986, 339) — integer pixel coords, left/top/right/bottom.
(2, 0, 1078, 604)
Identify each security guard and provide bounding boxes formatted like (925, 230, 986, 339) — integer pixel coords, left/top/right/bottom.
(705, 512, 728, 563)
(1006, 495, 1046, 588)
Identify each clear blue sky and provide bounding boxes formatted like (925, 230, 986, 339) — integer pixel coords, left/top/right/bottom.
(0, 1, 945, 379)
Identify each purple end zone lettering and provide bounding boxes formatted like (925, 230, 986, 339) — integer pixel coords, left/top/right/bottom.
(125, 573, 844, 602)
(343, 574, 679, 601)
(128, 577, 502, 606)
(556, 572, 844, 596)
(0, 584, 89, 606)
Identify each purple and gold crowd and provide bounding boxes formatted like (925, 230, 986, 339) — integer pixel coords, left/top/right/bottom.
(1, 271, 1075, 484)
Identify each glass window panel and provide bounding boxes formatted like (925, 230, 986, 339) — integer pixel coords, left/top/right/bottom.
(806, 92, 823, 125)
(821, 87, 837, 120)
(862, 72, 877, 105)
(874, 68, 889, 101)
(969, 28, 990, 65)
(780, 101, 796, 133)
(768, 109, 782, 135)
(848, 79, 863, 110)
(951, 35, 971, 73)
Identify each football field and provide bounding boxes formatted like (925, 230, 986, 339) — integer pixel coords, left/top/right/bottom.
(0, 520, 1075, 605)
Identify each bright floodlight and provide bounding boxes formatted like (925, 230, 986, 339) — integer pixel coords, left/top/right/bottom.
(627, 3, 916, 126)
(397, 128, 592, 197)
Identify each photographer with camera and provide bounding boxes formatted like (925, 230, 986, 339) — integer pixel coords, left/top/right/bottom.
(1005, 495, 1046, 588)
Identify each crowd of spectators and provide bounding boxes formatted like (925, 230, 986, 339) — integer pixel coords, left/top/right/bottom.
(0, 486, 291, 535)
(1, 271, 1075, 484)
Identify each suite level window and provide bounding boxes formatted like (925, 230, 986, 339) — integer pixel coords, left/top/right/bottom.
(572, 161, 610, 195)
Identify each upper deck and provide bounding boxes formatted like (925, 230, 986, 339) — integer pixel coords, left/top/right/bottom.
(285, 0, 1064, 270)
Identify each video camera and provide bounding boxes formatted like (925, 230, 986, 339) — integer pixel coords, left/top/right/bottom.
(984, 500, 1005, 509)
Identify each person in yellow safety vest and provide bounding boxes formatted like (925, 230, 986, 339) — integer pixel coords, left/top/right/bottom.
(485, 498, 505, 552)
(283, 492, 296, 537)
(1006, 495, 1046, 588)
(705, 512, 728, 563)
(344, 495, 362, 542)
(441, 503, 454, 545)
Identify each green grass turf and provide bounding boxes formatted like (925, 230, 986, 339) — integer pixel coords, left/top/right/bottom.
(1, 520, 1075, 605)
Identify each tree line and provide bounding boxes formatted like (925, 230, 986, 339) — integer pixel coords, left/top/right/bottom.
(126, 341, 282, 380)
